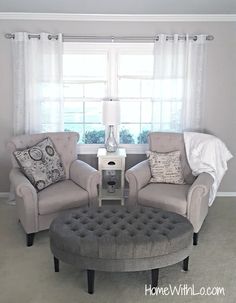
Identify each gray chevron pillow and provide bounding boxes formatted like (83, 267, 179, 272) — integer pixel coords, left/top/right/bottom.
(146, 150, 185, 184)
(14, 137, 66, 191)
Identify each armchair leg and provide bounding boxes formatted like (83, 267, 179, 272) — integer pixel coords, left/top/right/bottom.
(193, 233, 198, 246)
(183, 257, 189, 271)
(26, 233, 35, 247)
(54, 256, 60, 272)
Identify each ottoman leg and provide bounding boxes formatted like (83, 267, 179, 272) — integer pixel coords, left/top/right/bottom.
(183, 257, 189, 272)
(193, 233, 198, 245)
(151, 268, 159, 288)
(87, 270, 95, 294)
(54, 256, 59, 272)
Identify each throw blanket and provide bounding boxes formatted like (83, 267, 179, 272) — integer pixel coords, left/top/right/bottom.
(184, 132, 233, 206)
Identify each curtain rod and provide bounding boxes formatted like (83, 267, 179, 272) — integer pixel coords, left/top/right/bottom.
(4, 33, 214, 41)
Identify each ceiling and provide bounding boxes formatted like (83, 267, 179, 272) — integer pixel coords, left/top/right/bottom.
(0, 0, 235, 14)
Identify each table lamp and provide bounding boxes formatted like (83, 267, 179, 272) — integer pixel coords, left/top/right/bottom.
(102, 98, 120, 152)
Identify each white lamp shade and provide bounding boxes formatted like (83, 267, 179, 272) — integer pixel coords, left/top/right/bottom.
(102, 99, 120, 125)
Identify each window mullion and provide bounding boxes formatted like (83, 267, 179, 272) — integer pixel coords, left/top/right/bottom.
(110, 46, 118, 96)
(107, 46, 119, 142)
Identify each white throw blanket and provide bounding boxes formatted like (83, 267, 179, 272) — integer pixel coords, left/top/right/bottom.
(184, 132, 233, 206)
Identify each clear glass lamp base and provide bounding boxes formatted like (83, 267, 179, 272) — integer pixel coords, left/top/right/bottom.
(105, 125, 118, 152)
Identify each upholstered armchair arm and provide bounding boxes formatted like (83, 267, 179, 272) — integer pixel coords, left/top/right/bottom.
(10, 168, 38, 201)
(70, 160, 100, 206)
(125, 160, 151, 205)
(187, 172, 214, 232)
(9, 168, 38, 233)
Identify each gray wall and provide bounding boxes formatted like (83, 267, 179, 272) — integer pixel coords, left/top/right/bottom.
(0, 20, 235, 192)
(0, 0, 235, 14)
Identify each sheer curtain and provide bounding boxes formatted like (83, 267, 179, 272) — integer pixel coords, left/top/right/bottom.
(153, 34, 207, 131)
(12, 32, 64, 135)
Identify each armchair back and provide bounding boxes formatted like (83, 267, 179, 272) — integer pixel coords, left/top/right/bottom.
(148, 132, 195, 184)
(7, 132, 79, 179)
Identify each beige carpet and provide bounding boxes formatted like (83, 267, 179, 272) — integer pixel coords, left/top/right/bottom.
(0, 197, 235, 303)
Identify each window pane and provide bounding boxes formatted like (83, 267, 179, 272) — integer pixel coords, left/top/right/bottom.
(83, 124, 105, 144)
(64, 113, 83, 124)
(84, 82, 107, 98)
(162, 102, 172, 123)
(120, 101, 140, 123)
(64, 122, 81, 131)
(118, 79, 141, 98)
(119, 125, 137, 144)
(160, 102, 182, 131)
(42, 124, 60, 132)
(41, 102, 60, 124)
(138, 126, 151, 144)
(64, 83, 83, 98)
(141, 101, 152, 123)
(141, 80, 153, 98)
(64, 101, 83, 113)
(64, 101, 83, 123)
(153, 79, 184, 100)
(162, 102, 181, 125)
(152, 123, 161, 131)
(85, 102, 102, 123)
(42, 82, 61, 99)
(153, 102, 161, 123)
(161, 123, 173, 131)
(63, 54, 107, 80)
(119, 54, 153, 76)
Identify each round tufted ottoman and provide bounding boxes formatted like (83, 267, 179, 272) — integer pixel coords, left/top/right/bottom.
(49, 206, 193, 294)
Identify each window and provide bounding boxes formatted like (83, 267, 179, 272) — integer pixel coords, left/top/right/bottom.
(118, 49, 154, 144)
(63, 42, 184, 148)
(63, 44, 108, 144)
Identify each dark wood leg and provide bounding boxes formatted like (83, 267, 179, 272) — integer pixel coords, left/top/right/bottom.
(26, 233, 35, 247)
(54, 256, 59, 272)
(151, 268, 159, 288)
(87, 270, 95, 294)
(183, 257, 189, 272)
(193, 233, 198, 246)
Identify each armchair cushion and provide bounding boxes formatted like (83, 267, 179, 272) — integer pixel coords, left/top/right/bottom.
(147, 150, 185, 184)
(138, 183, 190, 215)
(38, 180, 88, 215)
(14, 137, 65, 191)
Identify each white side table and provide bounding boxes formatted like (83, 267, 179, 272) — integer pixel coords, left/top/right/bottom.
(97, 148, 126, 206)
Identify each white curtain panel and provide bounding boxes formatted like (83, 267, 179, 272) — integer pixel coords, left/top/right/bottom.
(153, 34, 207, 131)
(12, 32, 64, 135)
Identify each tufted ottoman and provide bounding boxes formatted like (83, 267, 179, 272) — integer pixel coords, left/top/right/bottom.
(49, 206, 193, 294)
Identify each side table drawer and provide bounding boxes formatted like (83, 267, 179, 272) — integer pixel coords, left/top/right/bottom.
(100, 158, 122, 169)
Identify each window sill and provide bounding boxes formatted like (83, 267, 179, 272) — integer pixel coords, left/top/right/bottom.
(77, 144, 148, 154)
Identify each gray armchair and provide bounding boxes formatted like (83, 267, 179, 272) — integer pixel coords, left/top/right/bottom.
(126, 132, 214, 245)
(7, 132, 100, 246)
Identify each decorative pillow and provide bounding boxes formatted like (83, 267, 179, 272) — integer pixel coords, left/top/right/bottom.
(14, 137, 66, 191)
(146, 150, 185, 184)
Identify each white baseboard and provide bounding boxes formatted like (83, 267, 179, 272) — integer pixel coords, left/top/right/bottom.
(216, 192, 236, 197)
(0, 192, 9, 198)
